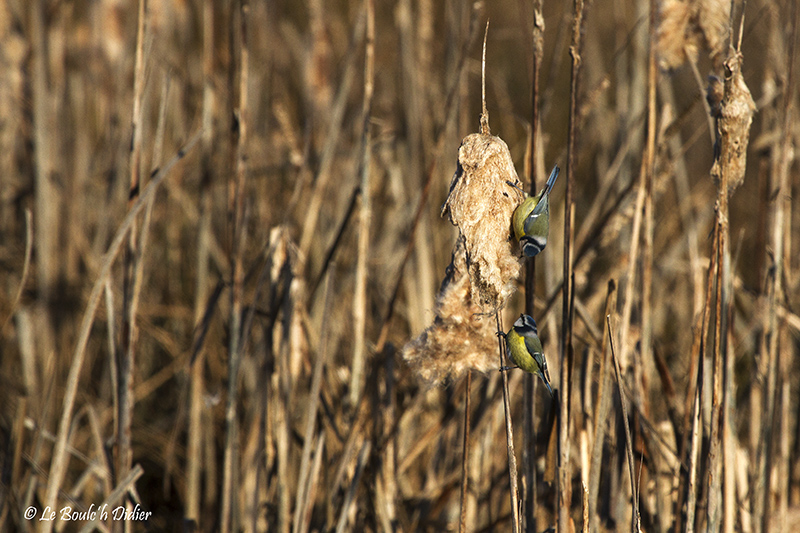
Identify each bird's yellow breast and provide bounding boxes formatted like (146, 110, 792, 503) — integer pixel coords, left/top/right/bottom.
(506, 329, 538, 374)
(512, 197, 538, 240)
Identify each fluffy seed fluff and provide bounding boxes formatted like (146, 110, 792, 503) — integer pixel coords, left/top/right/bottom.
(708, 53, 756, 194)
(657, 0, 729, 69)
(402, 133, 525, 385)
(401, 236, 505, 385)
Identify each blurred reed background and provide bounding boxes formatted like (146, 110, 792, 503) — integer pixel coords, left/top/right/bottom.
(0, 0, 798, 531)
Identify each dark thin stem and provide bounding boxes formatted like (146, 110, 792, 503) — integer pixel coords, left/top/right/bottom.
(608, 315, 641, 532)
(523, 2, 544, 529)
(459, 371, 472, 533)
(309, 185, 360, 300)
(560, 0, 584, 529)
(496, 311, 520, 533)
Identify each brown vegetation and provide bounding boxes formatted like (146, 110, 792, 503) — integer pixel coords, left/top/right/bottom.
(0, 0, 798, 532)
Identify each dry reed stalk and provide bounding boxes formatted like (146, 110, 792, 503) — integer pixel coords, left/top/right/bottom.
(704, 7, 757, 529)
(1, 209, 32, 336)
(395, 0, 435, 337)
(763, 2, 797, 530)
(31, 0, 59, 301)
(298, 7, 365, 260)
(523, 4, 546, 527)
(581, 479, 589, 532)
(374, 345, 398, 531)
(115, 7, 148, 530)
(297, 434, 325, 533)
(723, 293, 736, 533)
(76, 464, 144, 533)
(745, 153, 768, 532)
(494, 309, 521, 533)
(2, 396, 27, 530)
(708, 216, 725, 533)
(588, 279, 617, 532)
(335, 441, 371, 533)
(40, 131, 201, 533)
(0, 1, 25, 238)
(636, 10, 659, 524)
(294, 269, 335, 533)
(186, 0, 216, 523)
(349, 0, 375, 408)
(521, 369, 537, 532)
(608, 315, 641, 532)
(262, 229, 297, 533)
(308, 185, 359, 300)
(458, 371, 472, 533)
(221, 3, 250, 531)
(682, 226, 718, 533)
(238, 235, 288, 533)
(559, 0, 586, 530)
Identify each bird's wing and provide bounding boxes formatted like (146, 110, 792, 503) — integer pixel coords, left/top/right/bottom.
(530, 196, 548, 217)
(530, 165, 560, 216)
(523, 204, 547, 236)
(523, 335, 543, 362)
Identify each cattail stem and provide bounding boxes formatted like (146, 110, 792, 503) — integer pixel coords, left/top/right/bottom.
(496, 311, 520, 533)
(459, 371, 472, 533)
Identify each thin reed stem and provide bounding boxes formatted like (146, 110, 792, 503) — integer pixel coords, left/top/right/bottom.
(221, 2, 250, 531)
(523, 2, 545, 528)
(349, 0, 375, 408)
(41, 132, 202, 532)
(496, 311, 520, 533)
(560, 0, 585, 529)
(459, 371, 472, 533)
(608, 315, 641, 532)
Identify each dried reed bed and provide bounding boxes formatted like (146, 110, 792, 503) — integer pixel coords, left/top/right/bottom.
(0, 0, 799, 532)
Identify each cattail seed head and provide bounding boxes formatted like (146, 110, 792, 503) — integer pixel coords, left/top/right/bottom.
(403, 132, 526, 385)
(441, 133, 524, 311)
(709, 53, 756, 194)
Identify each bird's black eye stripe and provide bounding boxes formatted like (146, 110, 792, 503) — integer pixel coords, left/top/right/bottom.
(521, 236, 547, 258)
(519, 315, 538, 335)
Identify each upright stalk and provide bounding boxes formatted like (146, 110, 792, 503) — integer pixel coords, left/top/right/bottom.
(221, 2, 249, 531)
(523, 2, 545, 529)
(559, 0, 585, 530)
(349, 0, 375, 408)
(497, 311, 520, 533)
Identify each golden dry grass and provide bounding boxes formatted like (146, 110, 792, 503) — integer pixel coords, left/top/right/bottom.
(0, 0, 798, 532)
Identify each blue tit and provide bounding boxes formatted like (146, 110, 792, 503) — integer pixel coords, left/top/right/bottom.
(500, 314, 553, 396)
(511, 164, 560, 257)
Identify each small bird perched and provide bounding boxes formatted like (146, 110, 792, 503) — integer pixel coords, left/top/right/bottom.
(510, 164, 560, 257)
(499, 314, 553, 396)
